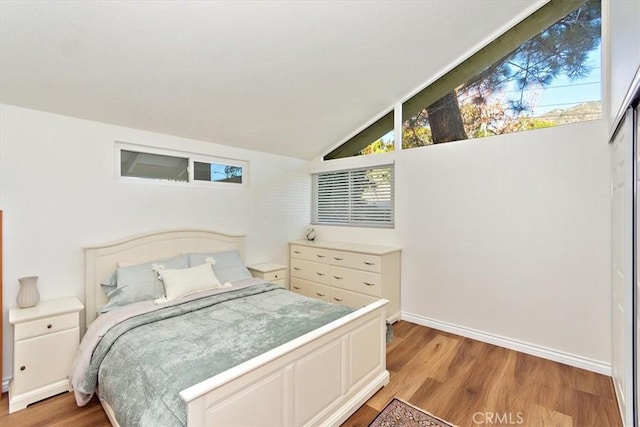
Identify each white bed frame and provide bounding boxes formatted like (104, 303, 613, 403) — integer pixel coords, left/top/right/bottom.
(84, 229, 389, 426)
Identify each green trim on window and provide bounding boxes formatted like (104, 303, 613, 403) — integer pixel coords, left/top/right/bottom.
(402, 0, 587, 121)
(323, 111, 394, 160)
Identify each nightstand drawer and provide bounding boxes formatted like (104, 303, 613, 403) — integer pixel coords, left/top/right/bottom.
(263, 270, 287, 282)
(14, 312, 78, 340)
(13, 328, 79, 395)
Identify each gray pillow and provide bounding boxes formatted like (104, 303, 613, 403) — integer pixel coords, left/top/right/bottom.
(188, 251, 252, 283)
(100, 255, 189, 313)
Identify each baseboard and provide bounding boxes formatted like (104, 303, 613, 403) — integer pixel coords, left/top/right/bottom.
(2, 378, 9, 394)
(401, 312, 612, 376)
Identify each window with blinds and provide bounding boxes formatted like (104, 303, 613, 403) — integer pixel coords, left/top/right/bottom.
(312, 165, 394, 228)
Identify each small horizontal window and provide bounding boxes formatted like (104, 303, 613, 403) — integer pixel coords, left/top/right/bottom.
(312, 165, 394, 228)
(116, 143, 248, 188)
(120, 150, 188, 182)
(194, 161, 244, 184)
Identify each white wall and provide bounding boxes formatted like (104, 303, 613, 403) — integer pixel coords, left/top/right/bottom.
(0, 104, 311, 383)
(312, 119, 612, 372)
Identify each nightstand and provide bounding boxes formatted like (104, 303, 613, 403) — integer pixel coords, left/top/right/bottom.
(247, 263, 288, 288)
(9, 296, 84, 413)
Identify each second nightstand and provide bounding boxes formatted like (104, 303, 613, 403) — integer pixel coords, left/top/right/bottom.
(9, 296, 84, 413)
(247, 263, 288, 288)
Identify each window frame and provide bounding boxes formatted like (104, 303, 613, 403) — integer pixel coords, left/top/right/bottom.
(312, 163, 395, 228)
(115, 142, 249, 189)
(322, 0, 600, 160)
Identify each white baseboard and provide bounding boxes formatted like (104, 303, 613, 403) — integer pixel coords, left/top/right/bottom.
(2, 378, 9, 394)
(401, 312, 612, 376)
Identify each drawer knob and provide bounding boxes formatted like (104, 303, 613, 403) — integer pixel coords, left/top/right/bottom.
(316, 255, 325, 258)
(274, 274, 279, 278)
(20, 366, 26, 371)
(316, 272, 325, 276)
(293, 286, 301, 290)
(363, 282, 375, 287)
(364, 261, 375, 266)
(333, 297, 344, 302)
(293, 251, 301, 254)
(316, 292, 326, 297)
(293, 267, 301, 271)
(333, 276, 343, 280)
(333, 257, 343, 261)
(47, 324, 53, 329)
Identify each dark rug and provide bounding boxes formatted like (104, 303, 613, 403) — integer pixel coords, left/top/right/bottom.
(368, 398, 456, 427)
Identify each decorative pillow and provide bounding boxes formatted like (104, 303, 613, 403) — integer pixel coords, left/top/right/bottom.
(100, 255, 189, 313)
(188, 251, 252, 283)
(157, 263, 222, 301)
(100, 272, 118, 295)
(100, 261, 144, 295)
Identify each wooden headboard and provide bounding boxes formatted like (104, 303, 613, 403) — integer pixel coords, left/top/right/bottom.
(84, 229, 246, 328)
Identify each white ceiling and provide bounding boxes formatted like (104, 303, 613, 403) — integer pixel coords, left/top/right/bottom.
(0, 0, 540, 160)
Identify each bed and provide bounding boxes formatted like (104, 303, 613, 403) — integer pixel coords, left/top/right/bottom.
(75, 229, 389, 426)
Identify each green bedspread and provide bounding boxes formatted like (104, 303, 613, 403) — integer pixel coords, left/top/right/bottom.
(79, 283, 353, 426)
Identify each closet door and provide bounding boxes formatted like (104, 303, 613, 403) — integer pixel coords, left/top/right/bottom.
(612, 108, 634, 427)
(0, 210, 3, 392)
(635, 105, 639, 427)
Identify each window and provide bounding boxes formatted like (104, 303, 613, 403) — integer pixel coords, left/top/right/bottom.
(312, 165, 394, 228)
(193, 161, 244, 184)
(116, 143, 248, 188)
(120, 150, 189, 182)
(324, 0, 601, 159)
(323, 111, 394, 160)
(403, 0, 601, 148)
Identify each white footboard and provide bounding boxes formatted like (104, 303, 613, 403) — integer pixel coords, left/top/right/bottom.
(180, 299, 389, 426)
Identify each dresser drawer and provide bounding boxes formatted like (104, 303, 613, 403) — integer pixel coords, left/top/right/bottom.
(290, 278, 330, 302)
(14, 312, 78, 340)
(290, 245, 331, 264)
(290, 277, 314, 298)
(13, 328, 79, 395)
(330, 266, 382, 297)
(330, 251, 382, 273)
(290, 259, 330, 284)
(329, 287, 378, 310)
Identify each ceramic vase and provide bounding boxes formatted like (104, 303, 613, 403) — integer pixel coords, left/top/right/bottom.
(17, 276, 40, 308)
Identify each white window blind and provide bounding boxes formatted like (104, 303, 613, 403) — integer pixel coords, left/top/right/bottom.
(312, 165, 394, 228)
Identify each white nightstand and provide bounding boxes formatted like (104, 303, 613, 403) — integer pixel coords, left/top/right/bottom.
(9, 296, 84, 413)
(247, 263, 288, 288)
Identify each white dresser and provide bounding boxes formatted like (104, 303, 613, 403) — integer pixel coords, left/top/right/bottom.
(289, 240, 401, 322)
(9, 296, 84, 413)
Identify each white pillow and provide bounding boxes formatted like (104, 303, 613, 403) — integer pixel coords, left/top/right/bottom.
(157, 263, 222, 301)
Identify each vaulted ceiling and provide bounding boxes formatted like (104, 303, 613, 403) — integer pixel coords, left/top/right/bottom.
(0, 0, 541, 160)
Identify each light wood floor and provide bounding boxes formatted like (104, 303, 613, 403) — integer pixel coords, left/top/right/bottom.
(344, 321, 621, 427)
(0, 321, 621, 426)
